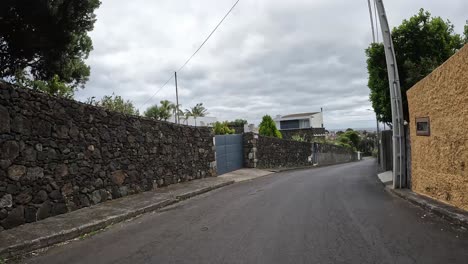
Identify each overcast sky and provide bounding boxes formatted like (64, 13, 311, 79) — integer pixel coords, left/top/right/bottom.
(76, 0, 467, 129)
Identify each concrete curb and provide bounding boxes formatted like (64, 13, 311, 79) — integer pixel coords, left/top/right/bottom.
(384, 186, 468, 229)
(0, 180, 235, 260)
(268, 160, 360, 173)
(176, 180, 235, 200)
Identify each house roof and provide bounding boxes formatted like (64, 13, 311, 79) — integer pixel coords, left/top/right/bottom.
(281, 112, 319, 119)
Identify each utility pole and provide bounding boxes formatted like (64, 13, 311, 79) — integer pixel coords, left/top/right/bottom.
(367, 0, 376, 43)
(174, 72, 180, 124)
(374, 0, 406, 189)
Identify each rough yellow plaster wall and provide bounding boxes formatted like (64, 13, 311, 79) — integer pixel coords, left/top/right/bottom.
(407, 44, 468, 211)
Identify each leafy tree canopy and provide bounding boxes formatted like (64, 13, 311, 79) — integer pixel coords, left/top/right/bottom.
(259, 115, 282, 139)
(213, 121, 235, 135)
(144, 100, 175, 121)
(89, 94, 139, 116)
(0, 0, 101, 92)
(337, 130, 361, 150)
(228, 119, 248, 127)
(366, 9, 465, 124)
(185, 103, 208, 126)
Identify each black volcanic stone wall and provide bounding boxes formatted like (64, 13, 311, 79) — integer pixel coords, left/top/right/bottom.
(243, 133, 356, 169)
(0, 83, 216, 230)
(256, 135, 313, 169)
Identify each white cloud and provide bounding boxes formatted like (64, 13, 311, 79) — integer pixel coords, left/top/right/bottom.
(76, 0, 468, 129)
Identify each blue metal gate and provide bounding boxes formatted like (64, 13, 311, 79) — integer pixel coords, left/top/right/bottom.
(215, 134, 243, 175)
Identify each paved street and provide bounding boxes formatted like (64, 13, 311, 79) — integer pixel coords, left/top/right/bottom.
(25, 159, 468, 264)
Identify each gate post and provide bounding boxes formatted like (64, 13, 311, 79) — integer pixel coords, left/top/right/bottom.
(243, 133, 258, 168)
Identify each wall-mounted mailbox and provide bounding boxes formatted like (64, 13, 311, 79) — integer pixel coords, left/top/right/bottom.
(416, 117, 430, 136)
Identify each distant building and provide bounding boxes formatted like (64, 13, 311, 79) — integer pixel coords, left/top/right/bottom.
(274, 111, 326, 141)
(170, 116, 217, 127)
(274, 112, 324, 130)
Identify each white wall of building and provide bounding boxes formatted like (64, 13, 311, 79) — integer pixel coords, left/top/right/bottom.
(169, 116, 217, 127)
(310, 112, 323, 128)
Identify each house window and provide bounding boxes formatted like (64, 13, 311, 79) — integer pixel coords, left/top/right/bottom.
(415, 117, 430, 136)
(280, 120, 299, 129)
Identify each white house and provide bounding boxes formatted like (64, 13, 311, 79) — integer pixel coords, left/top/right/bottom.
(274, 111, 324, 130)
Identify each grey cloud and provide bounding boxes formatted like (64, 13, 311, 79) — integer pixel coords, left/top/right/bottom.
(76, 0, 467, 129)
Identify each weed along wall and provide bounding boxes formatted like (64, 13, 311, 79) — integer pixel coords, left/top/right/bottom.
(243, 133, 357, 169)
(407, 44, 468, 211)
(0, 83, 216, 230)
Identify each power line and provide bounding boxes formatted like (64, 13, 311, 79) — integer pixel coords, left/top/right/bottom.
(140, 0, 241, 109)
(140, 75, 174, 109)
(177, 0, 241, 72)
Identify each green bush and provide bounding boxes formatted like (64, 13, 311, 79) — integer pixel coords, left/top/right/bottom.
(291, 134, 306, 142)
(259, 115, 282, 138)
(213, 121, 235, 135)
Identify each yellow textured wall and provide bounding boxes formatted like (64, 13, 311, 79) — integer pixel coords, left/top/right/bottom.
(407, 45, 468, 211)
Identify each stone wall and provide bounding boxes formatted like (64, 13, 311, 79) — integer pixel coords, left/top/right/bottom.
(243, 133, 356, 169)
(280, 128, 326, 142)
(0, 83, 216, 230)
(313, 143, 357, 166)
(407, 44, 468, 211)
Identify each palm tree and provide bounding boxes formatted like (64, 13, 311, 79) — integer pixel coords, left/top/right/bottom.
(188, 103, 208, 126)
(159, 100, 175, 121)
(173, 103, 183, 124)
(183, 110, 192, 125)
(144, 105, 161, 120)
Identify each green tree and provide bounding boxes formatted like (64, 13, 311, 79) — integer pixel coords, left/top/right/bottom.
(182, 110, 192, 125)
(159, 100, 175, 121)
(337, 130, 361, 150)
(144, 105, 162, 120)
(464, 22, 468, 43)
(144, 100, 174, 121)
(259, 115, 282, 138)
(228, 119, 248, 126)
(0, 0, 101, 90)
(186, 103, 208, 126)
(95, 94, 139, 116)
(16, 73, 74, 98)
(213, 121, 235, 135)
(366, 9, 464, 124)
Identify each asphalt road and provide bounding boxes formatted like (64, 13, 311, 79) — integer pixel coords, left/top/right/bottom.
(25, 159, 468, 264)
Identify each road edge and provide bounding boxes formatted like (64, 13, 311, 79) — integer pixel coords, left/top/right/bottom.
(0, 180, 235, 260)
(384, 186, 468, 229)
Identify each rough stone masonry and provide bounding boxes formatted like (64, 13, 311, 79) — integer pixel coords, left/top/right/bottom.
(0, 82, 216, 230)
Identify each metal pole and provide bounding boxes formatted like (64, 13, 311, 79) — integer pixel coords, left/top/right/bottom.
(375, 0, 406, 189)
(367, 0, 376, 43)
(175, 72, 180, 124)
(374, 0, 379, 42)
(376, 113, 380, 165)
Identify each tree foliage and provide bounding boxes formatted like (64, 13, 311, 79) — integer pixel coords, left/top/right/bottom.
(90, 94, 139, 116)
(0, 0, 101, 90)
(228, 119, 248, 127)
(366, 9, 465, 124)
(291, 134, 306, 142)
(144, 100, 175, 121)
(259, 115, 282, 138)
(185, 103, 208, 126)
(15, 73, 74, 98)
(213, 121, 235, 135)
(336, 130, 360, 150)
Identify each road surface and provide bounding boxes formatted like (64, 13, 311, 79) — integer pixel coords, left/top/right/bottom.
(25, 159, 468, 264)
